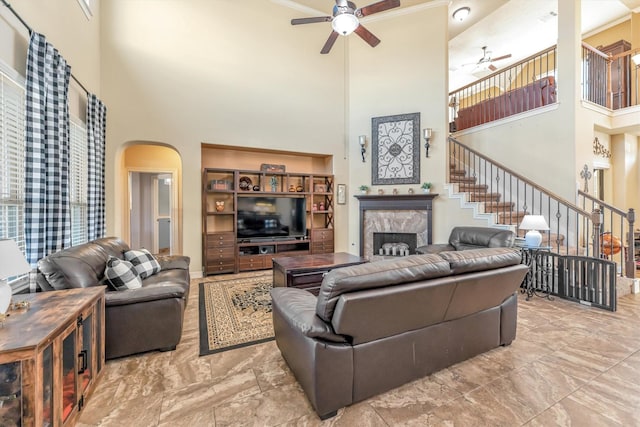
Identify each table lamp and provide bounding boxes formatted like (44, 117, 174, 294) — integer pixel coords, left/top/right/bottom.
(519, 215, 549, 247)
(0, 239, 31, 318)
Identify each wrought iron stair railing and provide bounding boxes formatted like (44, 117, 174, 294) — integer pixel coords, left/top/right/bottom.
(449, 137, 633, 311)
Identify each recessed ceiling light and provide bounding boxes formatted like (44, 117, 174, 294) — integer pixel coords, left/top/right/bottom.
(452, 7, 470, 22)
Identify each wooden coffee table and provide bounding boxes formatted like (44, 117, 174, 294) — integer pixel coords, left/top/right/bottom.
(272, 252, 368, 295)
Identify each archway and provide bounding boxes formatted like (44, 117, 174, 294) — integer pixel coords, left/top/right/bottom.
(121, 143, 183, 254)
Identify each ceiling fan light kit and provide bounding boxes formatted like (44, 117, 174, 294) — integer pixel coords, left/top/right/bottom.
(452, 7, 470, 22)
(332, 12, 359, 35)
(291, 0, 401, 54)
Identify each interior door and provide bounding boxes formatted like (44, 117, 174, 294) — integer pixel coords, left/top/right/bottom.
(154, 174, 172, 255)
(129, 171, 174, 254)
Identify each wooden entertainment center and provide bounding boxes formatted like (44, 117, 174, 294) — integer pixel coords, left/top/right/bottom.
(202, 168, 334, 275)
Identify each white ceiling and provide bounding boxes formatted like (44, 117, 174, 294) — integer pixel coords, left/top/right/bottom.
(280, 0, 638, 90)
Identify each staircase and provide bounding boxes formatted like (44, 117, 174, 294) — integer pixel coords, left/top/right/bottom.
(449, 162, 535, 236)
(447, 136, 637, 309)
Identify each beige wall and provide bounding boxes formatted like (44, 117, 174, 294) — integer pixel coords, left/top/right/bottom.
(0, 0, 101, 118)
(101, 0, 347, 271)
(348, 2, 450, 245)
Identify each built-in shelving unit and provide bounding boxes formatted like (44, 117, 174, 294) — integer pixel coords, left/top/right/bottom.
(202, 168, 334, 275)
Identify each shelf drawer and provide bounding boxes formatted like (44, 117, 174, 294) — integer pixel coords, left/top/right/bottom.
(311, 228, 334, 242)
(206, 232, 235, 248)
(239, 255, 266, 270)
(312, 243, 334, 254)
(207, 247, 235, 257)
(206, 262, 235, 273)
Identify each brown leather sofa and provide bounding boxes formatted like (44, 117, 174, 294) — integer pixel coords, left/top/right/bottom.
(416, 225, 515, 254)
(271, 247, 528, 419)
(37, 237, 190, 359)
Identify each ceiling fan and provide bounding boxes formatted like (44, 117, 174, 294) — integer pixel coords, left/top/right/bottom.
(463, 46, 512, 72)
(291, 0, 401, 54)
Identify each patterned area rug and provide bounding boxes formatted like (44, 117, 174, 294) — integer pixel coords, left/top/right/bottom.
(199, 272, 274, 356)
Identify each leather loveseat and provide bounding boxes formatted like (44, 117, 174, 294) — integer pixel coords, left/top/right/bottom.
(416, 225, 515, 254)
(37, 237, 190, 359)
(271, 247, 528, 419)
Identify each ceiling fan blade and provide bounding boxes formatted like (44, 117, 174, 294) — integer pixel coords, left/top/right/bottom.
(291, 16, 332, 25)
(354, 25, 381, 48)
(357, 0, 401, 17)
(488, 64, 497, 72)
(321, 31, 340, 54)
(490, 54, 512, 62)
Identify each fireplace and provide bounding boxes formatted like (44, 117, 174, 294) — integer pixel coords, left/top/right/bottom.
(355, 194, 436, 259)
(373, 232, 417, 256)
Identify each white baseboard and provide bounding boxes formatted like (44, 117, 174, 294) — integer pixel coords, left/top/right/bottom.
(190, 270, 203, 279)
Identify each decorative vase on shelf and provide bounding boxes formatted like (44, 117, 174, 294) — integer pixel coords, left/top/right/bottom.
(215, 201, 225, 212)
(423, 188, 431, 194)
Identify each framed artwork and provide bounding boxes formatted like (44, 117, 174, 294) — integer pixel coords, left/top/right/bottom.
(371, 112, 420, 185)
(337, 184, 346, 204)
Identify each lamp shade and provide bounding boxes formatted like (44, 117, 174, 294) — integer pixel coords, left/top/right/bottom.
(519, 215, 549, 231)
(519, 215, 549, 248)
(332, 13, 359, 35)
(632, 53, 640, 66)
(0, 239, 30, 315)
(0, 239, 31, 279)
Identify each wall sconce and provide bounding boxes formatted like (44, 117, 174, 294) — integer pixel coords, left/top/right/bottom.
(423, 128, 432, 158)
(359, 135, 366, 162)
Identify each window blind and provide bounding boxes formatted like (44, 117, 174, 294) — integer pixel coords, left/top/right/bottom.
(0, 70, 27, 291)
(70, 119, 88, 246)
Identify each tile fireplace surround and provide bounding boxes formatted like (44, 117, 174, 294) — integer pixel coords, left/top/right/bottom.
(354, 194, 437, 259)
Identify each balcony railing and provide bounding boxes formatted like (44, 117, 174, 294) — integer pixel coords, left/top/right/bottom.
(449, 46, 557, 132)
(449, 43, 640, 132)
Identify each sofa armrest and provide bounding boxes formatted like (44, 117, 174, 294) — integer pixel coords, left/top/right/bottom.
(415, 244, 454, 254)
(271, 288, 347, 343)
(155, 255, 190, 271)
(105, 284, 187, 307)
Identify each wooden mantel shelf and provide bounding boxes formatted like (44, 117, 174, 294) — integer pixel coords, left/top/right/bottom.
(354, 193, 438, 256)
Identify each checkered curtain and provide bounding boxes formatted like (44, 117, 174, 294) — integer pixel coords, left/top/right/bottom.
(24, 32, 72, 265)
(87, 94, 106, 241)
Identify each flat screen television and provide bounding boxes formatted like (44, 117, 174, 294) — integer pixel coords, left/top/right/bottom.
(237, 196, 306, 241)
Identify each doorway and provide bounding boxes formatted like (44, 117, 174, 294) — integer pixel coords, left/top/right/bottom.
(129, 171, 176, 254)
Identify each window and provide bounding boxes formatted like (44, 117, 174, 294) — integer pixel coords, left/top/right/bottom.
(0, 65, 27, 290)
(70, 119, 88, 246)
(1, 61, 90, 291)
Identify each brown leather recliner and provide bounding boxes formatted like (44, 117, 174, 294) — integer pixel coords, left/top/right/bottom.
(37, 237, 190, 359)
(271, 247, 528, 419)
(416, 226, 515, 254)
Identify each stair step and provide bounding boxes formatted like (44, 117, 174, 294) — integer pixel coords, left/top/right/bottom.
(468, 192, 501, 202)
(496, 211, 528, 224)
(458, 184, 488, 192)
(483, 202, 515, 213)
(450, 176, 476, 183)
(450, 169, 467, 177)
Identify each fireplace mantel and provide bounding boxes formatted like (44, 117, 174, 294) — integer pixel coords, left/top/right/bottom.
(354, 194, 437, 257)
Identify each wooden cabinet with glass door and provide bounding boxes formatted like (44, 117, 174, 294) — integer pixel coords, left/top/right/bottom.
(0, 287, 105, 427)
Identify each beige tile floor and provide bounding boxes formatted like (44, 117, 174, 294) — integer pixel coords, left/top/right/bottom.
(78, 276, 640, 426)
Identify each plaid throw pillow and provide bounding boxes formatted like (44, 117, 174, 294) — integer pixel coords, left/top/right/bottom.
(104, 256, 142, 291)
(124, 249, 161, 279)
